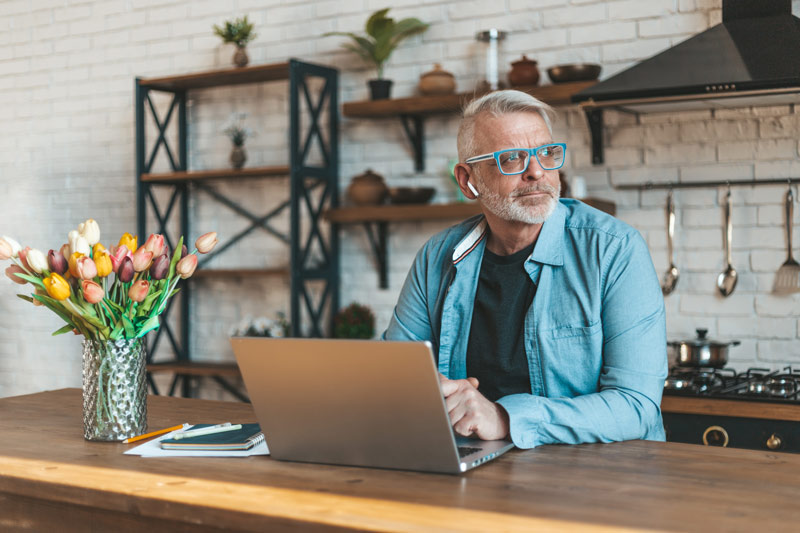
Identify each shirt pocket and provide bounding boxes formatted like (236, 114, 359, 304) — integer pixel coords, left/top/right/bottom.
(539, 320, 603, 397)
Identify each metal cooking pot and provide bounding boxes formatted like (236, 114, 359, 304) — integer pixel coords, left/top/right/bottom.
(668, 328, 740, 368)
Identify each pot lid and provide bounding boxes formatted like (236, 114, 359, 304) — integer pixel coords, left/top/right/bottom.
(512, 55, 537, 66)
(421, 63, 454, 79)
(670, 328, 741, 348)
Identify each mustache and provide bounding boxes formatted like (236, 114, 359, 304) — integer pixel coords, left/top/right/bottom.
(510, 183, 559, 198)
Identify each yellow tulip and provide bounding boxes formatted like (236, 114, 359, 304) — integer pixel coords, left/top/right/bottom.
(94, 250, 112, 277)
(43, 273, 70, 301)
(118, 233, 137, 253)
(68, 252, 84, 278)
(92, 243, 105, 257)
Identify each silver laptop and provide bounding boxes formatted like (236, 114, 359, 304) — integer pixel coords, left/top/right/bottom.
(231, 337, 514, 474)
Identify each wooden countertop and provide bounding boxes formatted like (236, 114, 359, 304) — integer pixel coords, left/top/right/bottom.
(2, 389, 800, 532)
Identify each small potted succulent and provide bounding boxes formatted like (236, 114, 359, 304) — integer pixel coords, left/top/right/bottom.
(333, 302, 376, 339)
(325, 8, 429, 100)
(213, 15, 257, 67)
(223, 113, 252, 169)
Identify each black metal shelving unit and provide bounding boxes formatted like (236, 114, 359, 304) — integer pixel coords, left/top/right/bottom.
(135, 59, 339, 399)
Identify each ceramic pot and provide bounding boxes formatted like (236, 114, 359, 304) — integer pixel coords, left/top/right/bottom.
(418, 64, 456, 95)
(230, 146, 246, 169)
(508, 55, 540, 87)
(368, 79, 393, 100)
(347, 169, 388, 206)
(233, 46, 249, 68)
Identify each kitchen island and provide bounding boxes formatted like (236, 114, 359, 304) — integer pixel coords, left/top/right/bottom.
(1, 389, 798, 532)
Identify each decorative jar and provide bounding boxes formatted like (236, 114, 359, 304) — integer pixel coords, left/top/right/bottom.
(347, 169, 388, 206)
(508, 55, 540, 87)
(419, 64, 456, 95)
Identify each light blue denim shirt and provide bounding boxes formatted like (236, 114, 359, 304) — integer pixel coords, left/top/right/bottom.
(384, 199, 667, 449)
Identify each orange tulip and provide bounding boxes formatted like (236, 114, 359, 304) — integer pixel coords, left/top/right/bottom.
(132, 247, 153, 272)
(128, 279, 150, 303)
(5, 265, 27, 285)
(143, 233, 165, 257)
(81, 280, 104, 304)
(176, 254, 198, 279)
(195, 232, 218, 254)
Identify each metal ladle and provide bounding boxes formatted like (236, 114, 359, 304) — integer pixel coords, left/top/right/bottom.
(661, 189, 679, 295)
(717, 186, 738, 297)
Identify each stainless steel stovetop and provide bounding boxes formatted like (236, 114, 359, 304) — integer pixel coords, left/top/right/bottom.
(664, 366, 800, 402)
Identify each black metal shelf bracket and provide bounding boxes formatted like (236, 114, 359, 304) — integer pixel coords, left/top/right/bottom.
(585, 108, 604, 165)
(400, 114, 425, 172)
(361, 222, 389, 289)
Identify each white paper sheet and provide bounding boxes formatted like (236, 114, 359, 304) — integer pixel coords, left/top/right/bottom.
(124, 426, 270, 457)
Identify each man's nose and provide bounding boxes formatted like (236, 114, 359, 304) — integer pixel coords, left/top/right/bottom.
(523, 157, 546, 180)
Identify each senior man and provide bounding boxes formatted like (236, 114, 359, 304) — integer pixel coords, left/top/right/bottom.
(383, 90, 667, 448)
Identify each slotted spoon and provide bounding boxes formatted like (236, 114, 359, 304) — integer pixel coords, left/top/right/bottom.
(773, 185, 800, 293)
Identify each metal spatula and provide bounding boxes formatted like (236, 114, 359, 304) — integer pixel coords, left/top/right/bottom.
(773, 185, 800, 294)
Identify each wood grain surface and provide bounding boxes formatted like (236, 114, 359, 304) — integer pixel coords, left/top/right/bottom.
(2, 389, 800, 532)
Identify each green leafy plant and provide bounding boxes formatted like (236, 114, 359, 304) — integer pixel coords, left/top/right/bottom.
(325, 8, 429, 79)
(333, 302, 375, 339)
(213, 15, 257, 48)
(223, 113, 252, 147)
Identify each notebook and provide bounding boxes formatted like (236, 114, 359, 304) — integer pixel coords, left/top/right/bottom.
(231, 337, 515, 474)
(160, 423, 264, 451)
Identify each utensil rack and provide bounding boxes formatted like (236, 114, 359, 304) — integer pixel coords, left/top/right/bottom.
(614, 178, 799, 190)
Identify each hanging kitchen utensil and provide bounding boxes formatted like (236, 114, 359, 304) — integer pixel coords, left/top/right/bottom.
(661, 189, 679, 295)
(716, 186, 738, 297)
(773, 184, 800, 293)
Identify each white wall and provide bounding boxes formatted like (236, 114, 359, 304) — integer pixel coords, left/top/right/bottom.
(2, 0, 800, 398)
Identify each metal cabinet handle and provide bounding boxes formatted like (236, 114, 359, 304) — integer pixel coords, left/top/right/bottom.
(702, 425, 729, 447)
(766, 434, 782, 450)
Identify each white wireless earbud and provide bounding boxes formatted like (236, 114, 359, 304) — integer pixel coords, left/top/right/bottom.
(467, 181, 480, 197)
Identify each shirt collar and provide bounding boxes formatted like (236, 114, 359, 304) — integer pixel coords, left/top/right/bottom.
(450, 201, 567, 266)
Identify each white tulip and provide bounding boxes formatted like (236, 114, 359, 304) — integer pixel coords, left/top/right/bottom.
(69, 231, 90, 256)
(26, 248, 48, 274)
(1, 235, 21, 257)
(78, 219, 100, 246)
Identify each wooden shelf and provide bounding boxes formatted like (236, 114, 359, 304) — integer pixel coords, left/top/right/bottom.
(326, 202, 480, 223)
(342, 81, 597, 118)
(192, 267, 290, 278)
(141, 165, 290, 183)
(138, 62, 291, 91)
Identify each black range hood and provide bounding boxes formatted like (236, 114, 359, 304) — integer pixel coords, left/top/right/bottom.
(573, 0, 800, 113)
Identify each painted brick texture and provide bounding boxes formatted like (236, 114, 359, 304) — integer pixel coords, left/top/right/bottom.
(2, 0, 800, 399)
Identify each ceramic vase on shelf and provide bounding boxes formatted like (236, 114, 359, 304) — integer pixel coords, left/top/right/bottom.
(233, 45, 249, 68)
(82, 338, 147, 441)
(230, 145, 246, 169)
(418, 64, 456, 95)
(347, 169, 388, 206)
(508, 55, 540, 87)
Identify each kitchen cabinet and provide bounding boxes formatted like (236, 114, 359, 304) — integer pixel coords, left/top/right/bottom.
(135, 60, 338, 399)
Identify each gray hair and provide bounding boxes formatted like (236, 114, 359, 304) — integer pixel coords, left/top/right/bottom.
(457, 90, 556, 162)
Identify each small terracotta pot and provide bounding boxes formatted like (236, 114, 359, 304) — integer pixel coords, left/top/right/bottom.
(419, 64, 456, 95)
(347, 169, 388, 206)
(508, 55, 540, 87)
(233, 46, 249, 68)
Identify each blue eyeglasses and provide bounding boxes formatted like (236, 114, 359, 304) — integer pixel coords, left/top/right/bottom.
(464, 143, 567, 175)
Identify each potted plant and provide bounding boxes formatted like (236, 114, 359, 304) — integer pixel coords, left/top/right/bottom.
(213, 15, 257, 67)
(333, 303, 376, 339)
(325, 8, 429, 100)
(223, 113, 252, 169)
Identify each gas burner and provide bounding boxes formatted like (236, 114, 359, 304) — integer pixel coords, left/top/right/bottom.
(665, 365, 800, 402)
(664, 368, 730, 393)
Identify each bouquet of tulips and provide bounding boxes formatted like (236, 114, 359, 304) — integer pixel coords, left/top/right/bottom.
(0, 219, 218, 341)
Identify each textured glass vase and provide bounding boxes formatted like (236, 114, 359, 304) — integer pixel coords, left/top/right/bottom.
(82, 338, 147, 441)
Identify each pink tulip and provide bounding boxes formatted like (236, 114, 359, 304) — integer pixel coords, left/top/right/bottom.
(117, 256, 134, 283)
(81, 280, 104, 304)
(5, 265, 27, 285)
(0, 238, 13, 260)
(108, 244, 132, 273)
(150, 254, 169, 280)
(128, 279, 150, 303)
(48, 249, 68, 275)
(18, 247, 31, 270)
(176, 254, 198, 279)
(132, 247, 153, 272)
(76, 256, 97, 280)
(195, 232, 218, 254)
(142, 233, 165, 257)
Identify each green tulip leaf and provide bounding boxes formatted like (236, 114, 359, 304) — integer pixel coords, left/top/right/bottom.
(15, 273, 46, 288)
(121, 314, 136, 338)
(52, 324, 75, 336)
(168, 236, 184, 280)
(16, 294, 34, 303)
(136, 316, 160, 338)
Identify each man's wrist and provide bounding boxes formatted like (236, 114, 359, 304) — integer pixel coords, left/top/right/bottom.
(494, 402, 510, 439)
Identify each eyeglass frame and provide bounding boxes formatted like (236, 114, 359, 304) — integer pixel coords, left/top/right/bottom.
(464, 143, 567, 175)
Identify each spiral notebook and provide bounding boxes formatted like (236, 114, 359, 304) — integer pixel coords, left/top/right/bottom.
(160, 423, 264, 451)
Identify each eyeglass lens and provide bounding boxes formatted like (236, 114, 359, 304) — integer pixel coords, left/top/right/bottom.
(498, 145, 564, 172)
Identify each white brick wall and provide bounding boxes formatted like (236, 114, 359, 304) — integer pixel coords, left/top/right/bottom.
(3, 0, 800, 399)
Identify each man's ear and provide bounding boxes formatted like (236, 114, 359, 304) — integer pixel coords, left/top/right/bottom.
(454, 163, 479, 200)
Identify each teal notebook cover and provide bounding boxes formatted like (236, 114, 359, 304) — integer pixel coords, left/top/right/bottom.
(161, 424, 263, 450)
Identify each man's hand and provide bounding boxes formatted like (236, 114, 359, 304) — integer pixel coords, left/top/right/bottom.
(438, 374, 510, 440)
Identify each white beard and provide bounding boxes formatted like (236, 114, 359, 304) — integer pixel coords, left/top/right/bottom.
(476, 181, 561, 224)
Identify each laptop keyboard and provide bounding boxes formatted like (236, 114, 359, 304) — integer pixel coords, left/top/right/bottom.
(457, 446, 483, 457)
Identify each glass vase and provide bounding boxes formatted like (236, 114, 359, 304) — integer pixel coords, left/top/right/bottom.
(82, 338, 147, 441)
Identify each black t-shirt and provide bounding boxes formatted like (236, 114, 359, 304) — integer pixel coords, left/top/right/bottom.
(466, 241, 536, 402)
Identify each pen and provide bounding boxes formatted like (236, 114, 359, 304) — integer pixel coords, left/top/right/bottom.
(122, 423, 186, 444)
(172, 423, 241, 440)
